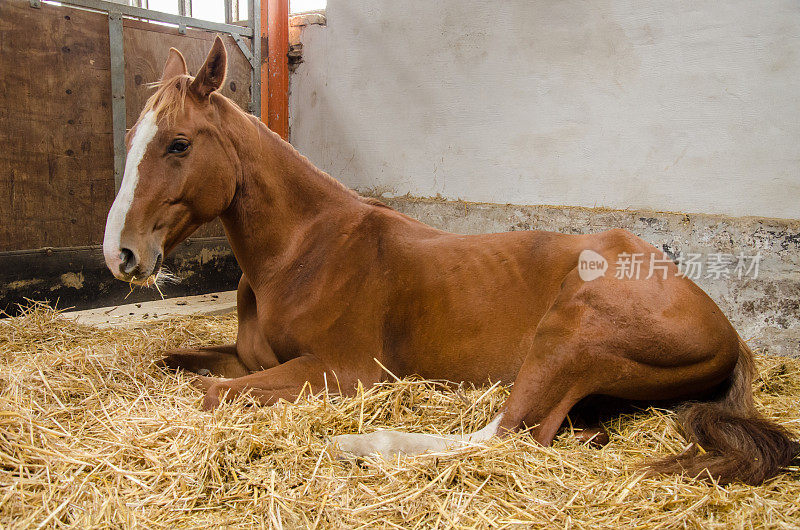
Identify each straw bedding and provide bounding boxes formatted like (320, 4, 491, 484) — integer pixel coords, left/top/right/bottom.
(1, 304, 798, 528)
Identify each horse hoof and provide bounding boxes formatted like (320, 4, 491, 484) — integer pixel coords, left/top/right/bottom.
(202, 390, 221, 411)
(196, 368, 211, 376)
(574, 428, 610, 448)
(154, 356, 172, 369)
(156, 352, 187, 371)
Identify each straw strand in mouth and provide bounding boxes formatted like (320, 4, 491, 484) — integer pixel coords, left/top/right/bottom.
(123, 267, 181, 300)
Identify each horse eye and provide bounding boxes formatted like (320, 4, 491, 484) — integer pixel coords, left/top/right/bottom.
(168, 139, 190, 154)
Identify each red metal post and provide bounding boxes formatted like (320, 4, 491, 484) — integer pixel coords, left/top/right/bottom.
(262, 0, 289, 140)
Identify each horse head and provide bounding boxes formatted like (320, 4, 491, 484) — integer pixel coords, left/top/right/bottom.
(103, 37, 236, 284)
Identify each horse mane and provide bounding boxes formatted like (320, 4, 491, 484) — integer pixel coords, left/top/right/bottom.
(310, 165, 391, 209)
(142, 75, 192, 125)
(141, 75, 391, 210)
(359, 195, 391, 208)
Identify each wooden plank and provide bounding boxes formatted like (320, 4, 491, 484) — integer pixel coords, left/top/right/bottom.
(0, 0, 115, 251)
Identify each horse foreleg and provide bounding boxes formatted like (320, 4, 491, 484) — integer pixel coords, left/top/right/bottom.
(198, 355, 343, 411)
(158, 345, 251, 378)
(159, 275, 274, 379)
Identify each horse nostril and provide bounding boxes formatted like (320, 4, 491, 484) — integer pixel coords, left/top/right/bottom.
(119, 248, 138, 275)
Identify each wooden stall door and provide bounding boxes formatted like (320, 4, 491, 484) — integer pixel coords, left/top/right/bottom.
(0, 1, 253, 313)
(0, 1, 255, 252)
(0, 1, 114, 251)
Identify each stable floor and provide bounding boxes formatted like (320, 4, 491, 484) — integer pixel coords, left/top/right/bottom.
(1, 306, 798, 527)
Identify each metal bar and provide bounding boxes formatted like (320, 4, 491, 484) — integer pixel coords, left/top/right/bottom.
(266, 0, 288, 138)
(108, 12, 127, 193)
(59, 0, 254, 36)
(224, 0, 232, 24)
(231, 33, 254, 64)
(251, 0, 262, 117)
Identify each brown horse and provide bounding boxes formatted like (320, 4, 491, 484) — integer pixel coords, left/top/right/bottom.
(103, 37, 796, 485)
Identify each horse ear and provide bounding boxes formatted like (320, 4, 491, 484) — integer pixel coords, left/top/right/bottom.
(190, 35, 227, 99)
(161, 48, 188, 82)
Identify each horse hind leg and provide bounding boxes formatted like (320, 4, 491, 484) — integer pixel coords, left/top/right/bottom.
(332, 280, 599, 458)
(499, 265, 745, 447)
(494, 292, 607, 446)
(331, 333, 592, 459)
(497, 347, 591, 447)
(331, 347, 598, 459)
(331, 301, 596, 458)
(332, 328, 607, 459)
(567, 396, 630, 447)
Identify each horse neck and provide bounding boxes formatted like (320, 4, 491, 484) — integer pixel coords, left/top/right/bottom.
(218, 102, 361, 286)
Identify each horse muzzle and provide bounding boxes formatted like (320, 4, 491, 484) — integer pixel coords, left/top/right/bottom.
(103, 243, 163, 284)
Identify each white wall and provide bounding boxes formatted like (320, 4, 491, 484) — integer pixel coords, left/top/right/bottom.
(290, 1, 800, 219)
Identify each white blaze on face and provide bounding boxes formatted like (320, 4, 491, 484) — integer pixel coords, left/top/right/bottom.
(103, 110, 159, 270)
(331, 413, 505, 459)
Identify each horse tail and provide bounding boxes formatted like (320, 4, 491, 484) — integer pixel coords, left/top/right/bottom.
(650, 337, 798, 485)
